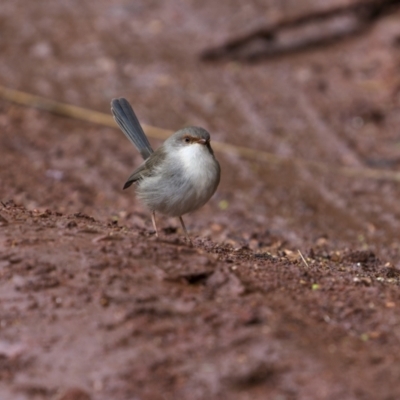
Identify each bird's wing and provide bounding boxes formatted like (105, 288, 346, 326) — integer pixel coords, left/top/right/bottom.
(123, 146, 167, 189)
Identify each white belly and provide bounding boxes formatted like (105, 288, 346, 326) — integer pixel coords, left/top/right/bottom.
(177, 144, 217, 196)
(137, 143, 220, 217)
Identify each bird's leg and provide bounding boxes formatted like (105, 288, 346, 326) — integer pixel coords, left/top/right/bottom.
(178, 216, 193, 246)
(151, 211, 159, 238)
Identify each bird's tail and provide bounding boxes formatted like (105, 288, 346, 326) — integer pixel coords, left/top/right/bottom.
(111, 98, 153, 160)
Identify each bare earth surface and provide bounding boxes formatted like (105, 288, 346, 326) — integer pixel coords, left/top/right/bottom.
(1, 1, 400, 399)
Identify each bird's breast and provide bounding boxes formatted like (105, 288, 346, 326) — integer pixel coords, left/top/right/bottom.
(177, 144, 219, 194)
(137, 143, 220, 216)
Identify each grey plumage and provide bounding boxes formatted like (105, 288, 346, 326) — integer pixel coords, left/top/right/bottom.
(111, 97, 220, 243)
(137, 137, 220, 216)
(111, 98, 153, 160)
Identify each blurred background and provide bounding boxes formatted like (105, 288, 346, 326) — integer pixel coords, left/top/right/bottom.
(1, 0, 400, 253)
(3, 2, 400, 399)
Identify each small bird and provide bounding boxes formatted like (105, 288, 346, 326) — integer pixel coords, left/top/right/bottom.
(111, 98, 220, 245)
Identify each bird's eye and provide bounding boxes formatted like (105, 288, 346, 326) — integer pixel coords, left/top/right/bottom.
(184, 137, 190, 143)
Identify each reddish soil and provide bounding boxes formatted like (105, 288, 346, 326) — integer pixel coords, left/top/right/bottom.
(1, 1, 400, 399)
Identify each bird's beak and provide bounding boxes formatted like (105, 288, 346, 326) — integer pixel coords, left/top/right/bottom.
(197, 138, 208, 145)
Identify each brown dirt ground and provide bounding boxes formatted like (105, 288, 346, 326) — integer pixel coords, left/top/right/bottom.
(1, 1, 400, 399)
